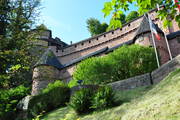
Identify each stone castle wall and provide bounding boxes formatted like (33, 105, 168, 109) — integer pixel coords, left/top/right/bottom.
(49, 9, 179, 65)
(40, 8, 180, 82)
(168, 37, 180, 58)
(31, 66, 60, 95)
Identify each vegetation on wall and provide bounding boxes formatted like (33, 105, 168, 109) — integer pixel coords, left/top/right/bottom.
(69, 45, 157, 87)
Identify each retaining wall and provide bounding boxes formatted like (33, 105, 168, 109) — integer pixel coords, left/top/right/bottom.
(108, 55, 180, 91)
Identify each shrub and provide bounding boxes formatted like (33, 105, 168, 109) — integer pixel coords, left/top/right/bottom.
(69, 86, 116, 114)
(71, 56, 114, 87)
(68, 88, 93, 114)
(0, 85, 29, 120)
(91, 86, 115, 110)
(71, 45, 157, 87)
(28, 81, 70, 118)
(109, 45, 157, 81)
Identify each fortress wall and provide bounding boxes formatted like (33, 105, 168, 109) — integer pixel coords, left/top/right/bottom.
(47, 8, 179, 66)
(59, 65, 76, 82)
(54, 9, 180, 65)
(57, 17, 142, 64)
(151, 55, 180, 84)
(169, 38, 180, 58)
(57, 28, 137, 64)
(56, 16, 142, 57)
(109, 73, 151, 90)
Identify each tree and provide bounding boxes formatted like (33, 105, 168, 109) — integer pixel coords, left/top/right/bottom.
(86, 18, 108, 36)
(107, 13, 126, 31)
(126, 11, 139, 22)
(102, 0, 180, 28)
(0, 0, 41, 88)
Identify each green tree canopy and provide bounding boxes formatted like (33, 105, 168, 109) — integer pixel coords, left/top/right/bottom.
(107, 13, 126, 31)
(102, 0, 180, 28)
(126, 11, 139, 22)
(86, 18, 108, 36)
(0, 0, 41, 88)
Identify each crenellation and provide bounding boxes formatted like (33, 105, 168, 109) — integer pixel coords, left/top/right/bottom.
(37, 7, 179, 68)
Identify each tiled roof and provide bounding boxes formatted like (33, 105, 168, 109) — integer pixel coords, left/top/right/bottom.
(167, 30, 180, 40)
(133, 14, 163, 41)
(34, 48, 64, 69)
(63, 40, 134, 68)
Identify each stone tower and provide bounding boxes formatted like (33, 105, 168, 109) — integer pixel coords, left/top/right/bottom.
(133, 15, 171, 65)
(31, 48, 63, 95)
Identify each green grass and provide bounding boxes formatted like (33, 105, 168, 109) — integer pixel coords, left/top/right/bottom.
(42, 69, 180, 120)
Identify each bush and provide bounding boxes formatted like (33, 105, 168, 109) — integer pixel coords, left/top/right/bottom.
(71, 45, 157, 87)
(0, 85, 29, 120)
(69, 86, 116, 114)
(28, 81, 70, 118)
(91, 86, 115, 110)
(70, 57, 113, 87)
(68, 88, 93, 114)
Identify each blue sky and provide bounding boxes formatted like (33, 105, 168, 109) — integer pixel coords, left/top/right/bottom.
(40, 0, 138, 44)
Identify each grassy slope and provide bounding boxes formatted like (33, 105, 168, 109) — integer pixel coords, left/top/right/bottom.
(42, 69, 180, 120)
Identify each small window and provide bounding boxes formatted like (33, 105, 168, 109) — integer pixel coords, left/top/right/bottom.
(81, 43, 84, 45)
(62, 49, 64, 52)
(56, 47, 58, 53)
(120, 28, 122, 31)
(112, 31, 114, 34)
(128, 24, 130, 27)
(74, 45, 77, 48)
(96, 38, 99, 40)
(89, 40, 91, 43)
(104, 34, 106, 37)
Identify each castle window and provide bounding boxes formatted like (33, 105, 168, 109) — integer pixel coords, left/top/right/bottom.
(62, 49, 64, 52)
(112, 31, 114, 34)
(120, 28, 122, 31)
(104, 34, 106, 37)
(81, 43, 84, 45)
(74, 45, 77, 48)
(89, 40, 91, 43)
(96, 37, 99, 40)
(128, 24, 131, 27)
(56, 47, 58, 53)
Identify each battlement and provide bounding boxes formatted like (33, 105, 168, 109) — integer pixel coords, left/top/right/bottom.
(47, 7, 179, 65)
(52, 9, 161, 57)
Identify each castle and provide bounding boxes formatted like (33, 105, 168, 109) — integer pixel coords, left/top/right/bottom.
(31, 8, 180, 95)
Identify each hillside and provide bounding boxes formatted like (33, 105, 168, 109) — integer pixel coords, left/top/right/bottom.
(42, 69, 180, 120)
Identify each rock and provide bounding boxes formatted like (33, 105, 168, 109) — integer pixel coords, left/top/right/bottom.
(17, 95, 32, 111)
